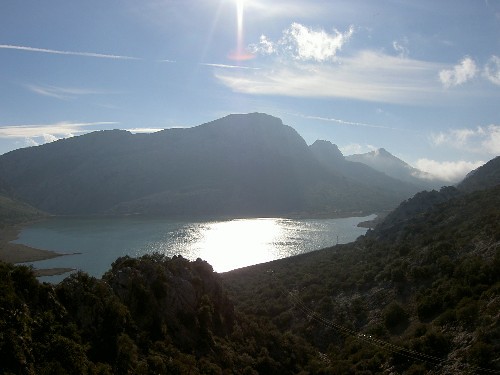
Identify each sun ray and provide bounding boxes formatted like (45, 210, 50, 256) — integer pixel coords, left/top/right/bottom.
(229, 0, 254, 61)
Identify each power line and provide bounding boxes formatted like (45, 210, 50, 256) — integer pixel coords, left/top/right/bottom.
(267, 269, 500, 374)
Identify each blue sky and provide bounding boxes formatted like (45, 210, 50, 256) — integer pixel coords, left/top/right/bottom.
(0, 0, 498, 182)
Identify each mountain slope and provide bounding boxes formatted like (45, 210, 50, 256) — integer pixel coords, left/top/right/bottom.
(223, 159, 500, 374)
(458, 155, 500, 193)
(0, 113, 408, 217)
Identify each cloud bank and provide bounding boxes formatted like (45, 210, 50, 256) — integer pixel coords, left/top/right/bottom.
(431, 124, 500, 155)
(415, 159, 484, 183)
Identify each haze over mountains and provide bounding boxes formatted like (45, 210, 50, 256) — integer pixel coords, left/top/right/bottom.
(0, 113, 468, 218)
(346, 148, 447, 188)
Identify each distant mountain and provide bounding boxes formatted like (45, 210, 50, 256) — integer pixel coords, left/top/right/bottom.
(346, 148, 445, 189)
(0, 113, 414, 217)
(309, 140, 423, 199)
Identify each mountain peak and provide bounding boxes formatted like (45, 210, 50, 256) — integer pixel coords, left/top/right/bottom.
(346, 148, 444, 189)
(218, 112, 284, 127)
(375, 148, 391, 157)
(310, 140, 344, 161)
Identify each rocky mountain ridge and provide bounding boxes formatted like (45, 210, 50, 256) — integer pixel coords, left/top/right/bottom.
(0, 113, 427, 218)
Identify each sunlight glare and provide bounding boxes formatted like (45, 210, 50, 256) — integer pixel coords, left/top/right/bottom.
(194, 218, 284, 272)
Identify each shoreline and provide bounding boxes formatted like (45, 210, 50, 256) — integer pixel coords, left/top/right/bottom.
(0, 223, 74, 277)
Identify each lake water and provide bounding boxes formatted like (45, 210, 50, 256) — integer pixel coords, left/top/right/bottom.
(14, 215, 375, 282)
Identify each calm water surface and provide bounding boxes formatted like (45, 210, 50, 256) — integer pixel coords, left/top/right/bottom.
(14, 215, 375, 282)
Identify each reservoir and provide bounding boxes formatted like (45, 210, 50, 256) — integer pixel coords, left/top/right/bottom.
(14, 214, 375, 282)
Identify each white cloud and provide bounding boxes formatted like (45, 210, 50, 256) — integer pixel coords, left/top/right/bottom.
(392, 38, 409, 58)
(483, 55, 500, 85)
(252, 35, 275, 55)
(0, 121, 119, 139)
(249, 23, 354, 62)
(24, 138, 39, 147)
(0, 44, 140, 60)
(42, 134, 59, 143)
(292, 113, 398, 130)
(439, 57, 477, 88)
(431, 125, 500, 155)
(26, 84, 109, 100)
(481, 125, 500, 154)
(415, 159, 484, 182)
(216, 50, 445, 105)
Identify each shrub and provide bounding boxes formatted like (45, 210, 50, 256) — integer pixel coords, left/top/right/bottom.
(383, 302, 408, 331)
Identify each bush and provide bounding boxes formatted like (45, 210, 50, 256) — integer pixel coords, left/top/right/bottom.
(383, 302, 408, 331)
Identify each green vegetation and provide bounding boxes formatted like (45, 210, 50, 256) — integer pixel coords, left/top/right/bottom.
(1, 184, 499, 373)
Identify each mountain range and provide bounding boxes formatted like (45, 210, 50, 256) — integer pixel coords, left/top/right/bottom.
(0, 113, 459, 218)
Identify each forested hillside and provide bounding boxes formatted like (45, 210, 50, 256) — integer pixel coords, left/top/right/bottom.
(1, 163, 498, 373)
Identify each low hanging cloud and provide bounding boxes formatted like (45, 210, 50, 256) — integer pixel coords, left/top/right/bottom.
(439, 57, 478, 88)
(0, 121, 119, 139)
(126, 127, 164, 134)
(431, 124, 500, 155)
(415, 159, 485, 183)
(249, 23, 354, 62)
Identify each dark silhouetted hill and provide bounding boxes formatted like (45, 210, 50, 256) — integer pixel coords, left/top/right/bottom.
(0, 113, 414, 217)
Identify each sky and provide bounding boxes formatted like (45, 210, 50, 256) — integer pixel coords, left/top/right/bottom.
(0, 0, 499, 182)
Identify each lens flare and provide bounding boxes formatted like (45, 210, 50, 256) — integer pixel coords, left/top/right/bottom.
(229, 0, 254, 61)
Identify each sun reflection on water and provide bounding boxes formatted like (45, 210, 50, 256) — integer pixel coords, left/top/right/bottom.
(192, 218, 285, 272)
